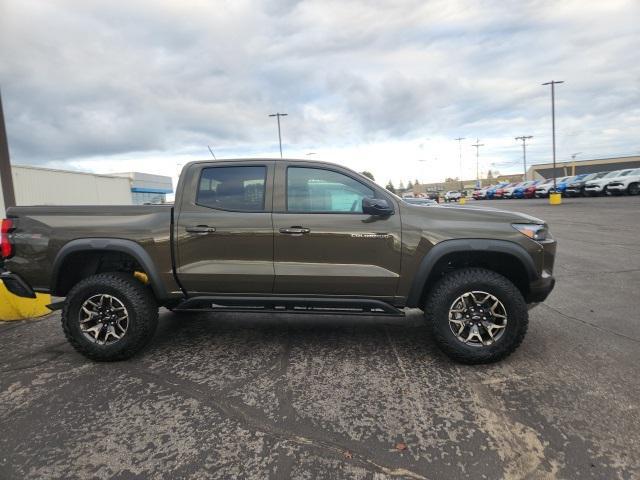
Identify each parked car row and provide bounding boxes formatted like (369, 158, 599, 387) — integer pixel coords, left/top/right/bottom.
(471, 168, 640, 200)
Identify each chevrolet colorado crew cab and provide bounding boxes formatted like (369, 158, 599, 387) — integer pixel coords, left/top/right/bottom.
(0, 159, 556, 364)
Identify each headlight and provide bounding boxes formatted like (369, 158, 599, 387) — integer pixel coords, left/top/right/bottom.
(513, 223, 548, 241)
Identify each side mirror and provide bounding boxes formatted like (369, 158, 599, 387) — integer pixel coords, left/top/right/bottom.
(362, 197, 394, 216)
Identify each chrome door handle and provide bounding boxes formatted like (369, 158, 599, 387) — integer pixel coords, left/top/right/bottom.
(279, 227, 310, 235)
(186, 225, 216, 234)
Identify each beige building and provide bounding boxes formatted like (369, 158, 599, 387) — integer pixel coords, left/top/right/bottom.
(527, 155, 640, 180)
(406, 155, 640, 195)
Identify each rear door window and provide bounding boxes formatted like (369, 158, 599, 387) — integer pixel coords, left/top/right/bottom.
(197, 166, 266, 211)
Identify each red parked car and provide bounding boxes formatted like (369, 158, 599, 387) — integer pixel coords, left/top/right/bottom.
(472, 186, 489, 200)
(523, 183, 538, 198)
(494, 183, 515, 199)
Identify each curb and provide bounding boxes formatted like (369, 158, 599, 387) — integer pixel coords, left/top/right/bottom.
(0, 282, 51, 321)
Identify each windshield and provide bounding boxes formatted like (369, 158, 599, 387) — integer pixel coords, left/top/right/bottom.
(618, 170, 633, 177)
(603, 170, 622, 178)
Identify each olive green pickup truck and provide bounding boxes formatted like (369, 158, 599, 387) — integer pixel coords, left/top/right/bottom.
(0, 159, 555, 363)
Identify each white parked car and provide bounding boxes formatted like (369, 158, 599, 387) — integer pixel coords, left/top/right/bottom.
(584, 169, 634, 196)
(444, 191, 462, 202)
(472, 186, 490, 200)
(605, 168, 640, 195)
(503, 182, 525, 199)
(535, 177, 568, 198)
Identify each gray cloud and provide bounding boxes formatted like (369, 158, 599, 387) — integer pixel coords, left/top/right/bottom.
(1, 0, 639, 173)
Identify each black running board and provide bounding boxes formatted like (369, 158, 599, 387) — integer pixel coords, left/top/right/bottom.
(172, 296, 404, 316)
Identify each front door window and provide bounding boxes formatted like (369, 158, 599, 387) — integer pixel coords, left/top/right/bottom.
(287, 167, 374, 214)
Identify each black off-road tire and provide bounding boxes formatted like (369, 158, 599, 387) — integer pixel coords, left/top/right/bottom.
(424, 268, 528, 364)
(62, 273, 159, 361)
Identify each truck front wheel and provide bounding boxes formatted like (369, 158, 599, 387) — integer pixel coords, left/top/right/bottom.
(424, 268, 528, 364)
(61, 273, 159, 361)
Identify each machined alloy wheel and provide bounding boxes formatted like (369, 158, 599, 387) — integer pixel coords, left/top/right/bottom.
(425, 268, 528, 364)
(448, 291, 507, 347)
(62, 272, 158, 361)
(79, 294, 129, 345)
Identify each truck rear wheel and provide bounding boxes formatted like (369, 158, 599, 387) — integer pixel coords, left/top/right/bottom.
(61, 273, 158, 361)
(424, 268, 528, 364)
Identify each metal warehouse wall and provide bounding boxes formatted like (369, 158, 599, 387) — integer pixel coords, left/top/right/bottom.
(12, 165, 132, 205)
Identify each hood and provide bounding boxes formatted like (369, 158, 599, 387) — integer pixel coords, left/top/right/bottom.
(588, 176, 623, 186)
(426, 203, 545, 224)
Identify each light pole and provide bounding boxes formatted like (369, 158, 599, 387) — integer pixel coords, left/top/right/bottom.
(268, 112, 288, 158)
(570, 152, 582, 176)
(542, 80, 564, 191)
(471, 138, 484, 188)
(454, 137, 465, 191)
(515, 136, 533, 180)
(0, 90, 16, 216)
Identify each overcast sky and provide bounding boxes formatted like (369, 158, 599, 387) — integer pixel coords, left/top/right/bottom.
(1, 0, 639, 189)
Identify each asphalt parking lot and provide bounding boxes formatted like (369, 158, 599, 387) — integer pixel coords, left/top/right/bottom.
(1, 196, 639, 479)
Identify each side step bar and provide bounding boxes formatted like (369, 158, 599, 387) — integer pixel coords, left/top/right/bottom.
(172, 296, 404, 316)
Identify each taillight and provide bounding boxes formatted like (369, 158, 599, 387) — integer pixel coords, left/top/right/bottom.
(1, 219, 14, 259)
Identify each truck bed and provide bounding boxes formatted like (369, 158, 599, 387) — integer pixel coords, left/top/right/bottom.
(4, 205, 178, 296)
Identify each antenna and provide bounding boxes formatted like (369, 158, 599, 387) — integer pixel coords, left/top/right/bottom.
(207, 145, 217, 160)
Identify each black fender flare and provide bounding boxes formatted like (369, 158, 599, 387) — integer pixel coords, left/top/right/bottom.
(405, 239, 539, 308)
(50, 238, 167, 300)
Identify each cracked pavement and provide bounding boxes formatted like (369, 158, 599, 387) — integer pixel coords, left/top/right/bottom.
(1, 196, 639, 479)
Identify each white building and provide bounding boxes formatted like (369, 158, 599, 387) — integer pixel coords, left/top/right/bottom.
(110, 172, 174, 205)
(7, 165, 172, 207)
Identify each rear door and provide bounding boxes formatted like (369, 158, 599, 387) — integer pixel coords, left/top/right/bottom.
(272, 161, 402, 298)
(175, 161, 275, 295)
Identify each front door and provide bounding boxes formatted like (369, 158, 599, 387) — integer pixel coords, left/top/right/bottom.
(272, 162, 402, 298)
(175, 161, 275, 295)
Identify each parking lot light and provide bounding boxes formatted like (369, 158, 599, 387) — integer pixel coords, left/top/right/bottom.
(542, 80, 564, 204)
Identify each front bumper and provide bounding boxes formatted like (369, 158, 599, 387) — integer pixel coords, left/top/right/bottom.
(526, 272, 555, 303)
(0, 269, 37, 299)
(584, 184, 603, 193)
(606, 183, 625, 193)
